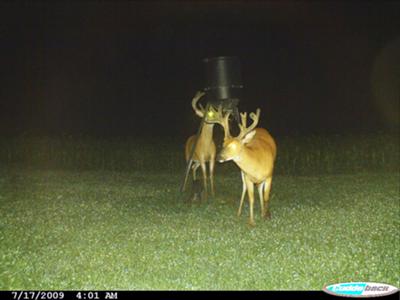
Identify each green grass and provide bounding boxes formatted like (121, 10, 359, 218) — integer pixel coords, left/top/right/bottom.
(0, 169, 398, 290)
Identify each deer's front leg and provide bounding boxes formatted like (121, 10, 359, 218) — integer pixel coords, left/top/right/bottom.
(200, 160, 208, 198)
(238, 171, 247, 217)
(209, 158, 215, 197)
(244, 175, 255, 226)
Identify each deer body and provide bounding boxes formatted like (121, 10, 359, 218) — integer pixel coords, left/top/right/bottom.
(224, 128, 276, 183)
(184, 91, 216, 197)
(185, 123, 216, 196)
(210, 106, 276, 226)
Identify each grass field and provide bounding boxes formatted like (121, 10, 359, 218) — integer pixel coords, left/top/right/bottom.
(0, 166, 399, 290)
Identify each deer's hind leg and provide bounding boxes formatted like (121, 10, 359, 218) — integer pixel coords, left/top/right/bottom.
(192, 161, 200, 180)
(257, 181, 266, 219)
(263, 176, 273, 219)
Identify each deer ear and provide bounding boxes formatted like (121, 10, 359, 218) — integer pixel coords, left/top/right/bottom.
(242, 130, 256, 144)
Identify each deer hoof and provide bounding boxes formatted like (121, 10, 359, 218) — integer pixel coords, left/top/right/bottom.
(263, 211, 271, 219)
(248, 219, 256, 227)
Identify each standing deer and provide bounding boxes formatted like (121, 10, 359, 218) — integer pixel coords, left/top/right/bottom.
(207, 105, 277, 226)
(184, 91, 216, 198)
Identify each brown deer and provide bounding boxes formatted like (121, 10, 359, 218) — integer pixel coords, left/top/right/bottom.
(184, 91, 216, 198)
(207, 105, 277, 226)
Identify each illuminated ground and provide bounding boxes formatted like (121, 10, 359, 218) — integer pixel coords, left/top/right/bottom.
(0, 169, 398, 290)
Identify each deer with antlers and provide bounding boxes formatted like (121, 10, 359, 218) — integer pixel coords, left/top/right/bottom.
(184, 91, 216, 198)
(206, 105, 277, 226)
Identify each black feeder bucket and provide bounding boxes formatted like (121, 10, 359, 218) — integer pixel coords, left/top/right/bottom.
(203, 56, 243, 103)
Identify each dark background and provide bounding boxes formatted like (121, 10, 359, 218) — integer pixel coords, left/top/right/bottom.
(0, 1, 399, 138)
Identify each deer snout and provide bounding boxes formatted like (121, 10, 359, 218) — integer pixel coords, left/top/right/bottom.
(217, 152, 226, 163)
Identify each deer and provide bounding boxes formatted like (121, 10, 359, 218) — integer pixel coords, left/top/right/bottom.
(206, 105, 277, 226)
(184, 91, 216, 198)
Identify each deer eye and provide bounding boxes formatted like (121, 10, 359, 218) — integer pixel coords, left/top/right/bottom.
(207, 110, 214, 118)
(228, 143, 237, 150)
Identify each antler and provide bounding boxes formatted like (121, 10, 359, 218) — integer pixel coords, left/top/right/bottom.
(237, 108, 260, 139)
(206, 104, 232, 139)
(192, 91, 206, 117)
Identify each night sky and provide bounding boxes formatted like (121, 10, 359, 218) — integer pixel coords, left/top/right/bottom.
(1, 2, 399, 138)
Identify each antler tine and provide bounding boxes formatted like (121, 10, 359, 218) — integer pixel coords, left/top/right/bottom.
(238, 108, 260, 139)
(217, 103, 224, 115)
(222, 109, 232, 139)
(238, 112, 247, 136)
(208, 103, 221, 115)
(249, 109, 260, 124)
(192, 91, 206, 117)
(240, 112, 247, 127)
(194, 90, 205, 100)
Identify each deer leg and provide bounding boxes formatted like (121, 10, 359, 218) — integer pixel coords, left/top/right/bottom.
(192, 161, 200, 181)
(209, 157, 215, 197)
(238, 171, 247, 217)
(244, 175, 255, 226)
(258, 181, 266, 218)
(200, 160, 208, 198)
(263, 176, 273, 219)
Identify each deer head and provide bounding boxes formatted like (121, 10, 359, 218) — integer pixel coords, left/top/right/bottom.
(204, 104, 232, 139)
(217, 108, 260, 162)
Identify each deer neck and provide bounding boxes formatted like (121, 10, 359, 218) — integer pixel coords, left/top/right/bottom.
(233, 146, 255, 174)
(199, 122, 214, 144)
